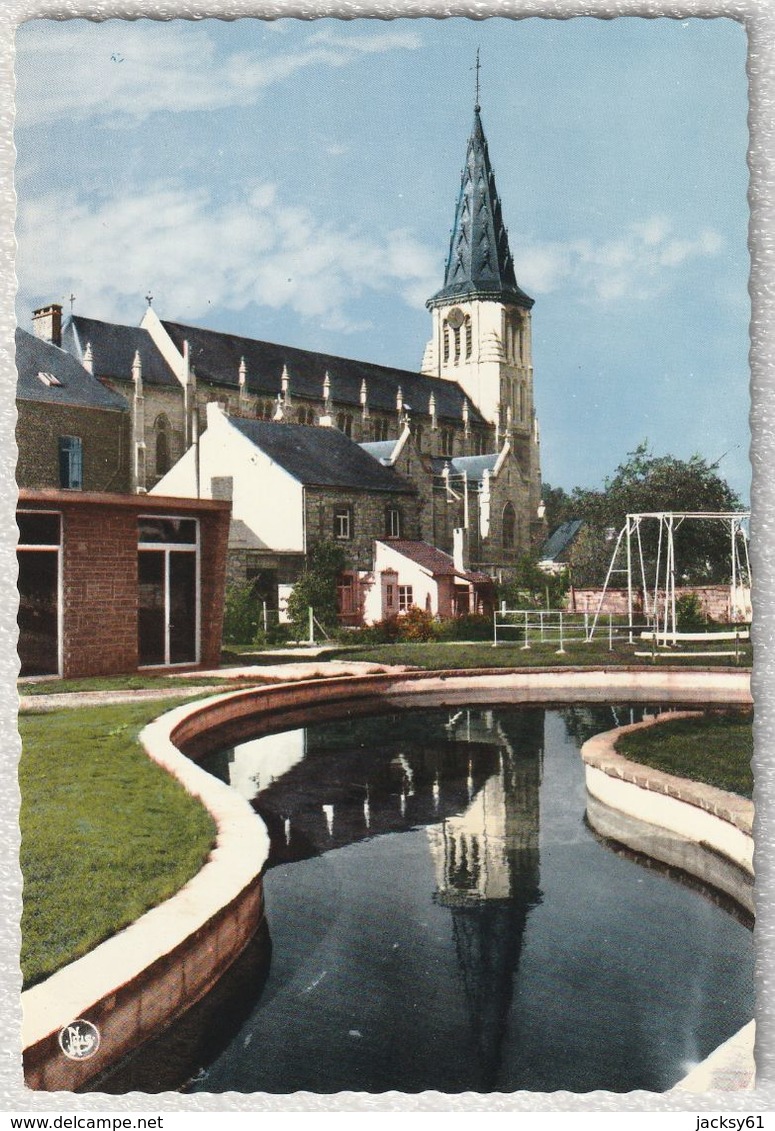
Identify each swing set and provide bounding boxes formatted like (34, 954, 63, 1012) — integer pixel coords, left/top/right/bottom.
(587, 511, 751, 655)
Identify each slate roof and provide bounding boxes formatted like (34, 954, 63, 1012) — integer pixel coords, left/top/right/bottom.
(382, 539, 492, 584)
(16, 328, 129, 412)
(428, 109, 534, 310)
(430, 453, 500, 482)
(160, 318, 486, 425)
(62, 316, 179, 387)
(228, 418, 416, 493)
(360, 439, 398, 464)
(539, 519, 584, 563)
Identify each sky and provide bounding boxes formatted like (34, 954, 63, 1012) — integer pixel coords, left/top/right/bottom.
(13, 16, 752, 503)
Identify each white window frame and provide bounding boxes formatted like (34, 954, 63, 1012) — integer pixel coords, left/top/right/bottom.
(17, 509, 63, 678)
(398, 585, 413, 613)
(334, 508, 352, 541)
(138, 515, 201, 668)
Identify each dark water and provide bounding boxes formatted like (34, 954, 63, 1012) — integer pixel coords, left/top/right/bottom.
(191, 705, 753, 1094)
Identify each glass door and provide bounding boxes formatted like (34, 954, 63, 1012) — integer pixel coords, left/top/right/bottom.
(138, 517, 199, 667)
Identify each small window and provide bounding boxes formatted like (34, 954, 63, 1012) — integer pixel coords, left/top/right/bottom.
(441, 429, 454, 457)
(58, 436, 83, 490)
(398, 585, 413, 613)
(442, 322, 450, 363)
(453, 325, 461, 363)
(464, 316, 472, 361)
(334, 508, 352, 540)
(372, 419, 389, 442)
(138, 517, 198, 545)
(386, 507, 401, 539)
(386, 584, 394, 608)
(37, 371, 62, 388)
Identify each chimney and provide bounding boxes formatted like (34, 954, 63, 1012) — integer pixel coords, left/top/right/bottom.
(32, 304, 62, 347)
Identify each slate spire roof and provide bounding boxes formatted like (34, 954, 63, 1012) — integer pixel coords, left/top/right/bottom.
(428, 108, 533, 310)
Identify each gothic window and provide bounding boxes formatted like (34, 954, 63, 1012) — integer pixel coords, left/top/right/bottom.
(337, 412, 353, 437)
(414, 424, 424, 451)
(502, 502, 517, 549)
(297, 406, 315, 425)
(464, 315, 472, 360)
(453, 325, 461, 363)
(519, 384, 525, 422)
(442, 322, 450, 363)
(58, 436, 83, 489)
(154, 415, 170, 476)
(440, 429, 454, 457)
(372, 418, 389, 442)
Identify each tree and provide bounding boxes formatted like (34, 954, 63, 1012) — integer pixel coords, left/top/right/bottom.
(565, 444, 744, 586)
(285, 541, 348, 637)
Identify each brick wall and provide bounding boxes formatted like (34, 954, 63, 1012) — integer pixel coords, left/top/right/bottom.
(16, 402, 131, 492)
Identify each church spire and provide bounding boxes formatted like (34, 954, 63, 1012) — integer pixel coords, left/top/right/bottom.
(428, 105, 533, 311)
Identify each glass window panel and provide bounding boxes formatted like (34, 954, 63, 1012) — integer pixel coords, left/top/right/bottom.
(138, 517, 197, 544)
(17, 549, 59, 676)
(169, 551, 197, 664)
(138, 550, 165, 666)
(17, 512, 61, 546)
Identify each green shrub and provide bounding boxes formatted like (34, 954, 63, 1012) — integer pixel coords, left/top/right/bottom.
(676, 592, 711, 630)
(435, 613, 494, 641)
(223, 580, 260, 644)
(398, 606, 436, 641)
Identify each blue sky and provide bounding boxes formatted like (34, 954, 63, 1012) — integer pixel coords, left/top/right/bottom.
(14, 16, 751, 502)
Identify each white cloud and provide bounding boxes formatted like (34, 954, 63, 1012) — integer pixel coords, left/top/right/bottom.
(16, 180, 439, 330)
(516, 217, 724, 303)
(15, 20, 421, 127)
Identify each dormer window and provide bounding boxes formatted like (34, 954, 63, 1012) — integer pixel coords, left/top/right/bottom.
(37, 371, 62, 387)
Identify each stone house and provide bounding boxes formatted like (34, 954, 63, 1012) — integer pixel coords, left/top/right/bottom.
(16, 324, 131, 493)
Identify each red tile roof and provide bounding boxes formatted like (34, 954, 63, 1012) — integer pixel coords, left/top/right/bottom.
(381, 540, 492, 585)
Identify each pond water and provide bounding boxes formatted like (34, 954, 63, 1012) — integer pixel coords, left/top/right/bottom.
(192, 704, 753, 1095)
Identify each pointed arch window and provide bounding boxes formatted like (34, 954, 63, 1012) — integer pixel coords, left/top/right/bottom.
(154, 414, 170, 477)
(502, 502, 517, 550)
(464, 315, 472, 360)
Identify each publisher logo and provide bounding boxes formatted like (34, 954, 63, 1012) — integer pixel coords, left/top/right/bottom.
(58, 1019, 100, 1060)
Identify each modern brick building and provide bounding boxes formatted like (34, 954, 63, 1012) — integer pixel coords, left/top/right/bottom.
(17, 490, 231, 678)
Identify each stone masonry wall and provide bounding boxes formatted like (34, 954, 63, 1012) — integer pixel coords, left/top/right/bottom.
(16, 402, 131, 493)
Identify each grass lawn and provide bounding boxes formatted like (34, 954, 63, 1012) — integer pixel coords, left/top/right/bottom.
(18, 674, 242, 696)
(616, 712, 754, 798)
(329, 639, 753, 670)
(19, 699, 216, 989)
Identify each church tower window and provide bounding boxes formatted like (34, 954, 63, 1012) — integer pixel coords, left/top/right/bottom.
(464, 315, 472, 360)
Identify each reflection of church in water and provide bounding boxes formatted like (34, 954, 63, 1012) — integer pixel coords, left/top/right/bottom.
(213, 706, 544, 1085)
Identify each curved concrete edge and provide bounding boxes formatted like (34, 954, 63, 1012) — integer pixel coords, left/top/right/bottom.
(21, 698, 270, 1092)
(580, 713, 755, 1093)
(580, 714, 754, 872)
(19, 664, 752, 1092)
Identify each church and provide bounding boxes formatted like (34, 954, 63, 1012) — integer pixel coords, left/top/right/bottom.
(22, 103, 546, 625)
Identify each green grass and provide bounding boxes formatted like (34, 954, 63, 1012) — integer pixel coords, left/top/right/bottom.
(19, 699, 216, 989)
(329, 639, 753, 671)
(616, 713, 754, 798)
(17, 674, 244, 696)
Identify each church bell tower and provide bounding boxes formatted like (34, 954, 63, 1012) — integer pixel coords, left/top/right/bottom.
(421, 96, 541, 502)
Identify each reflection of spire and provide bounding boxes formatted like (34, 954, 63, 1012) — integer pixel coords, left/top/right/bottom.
(427, 709, 544, 1088)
